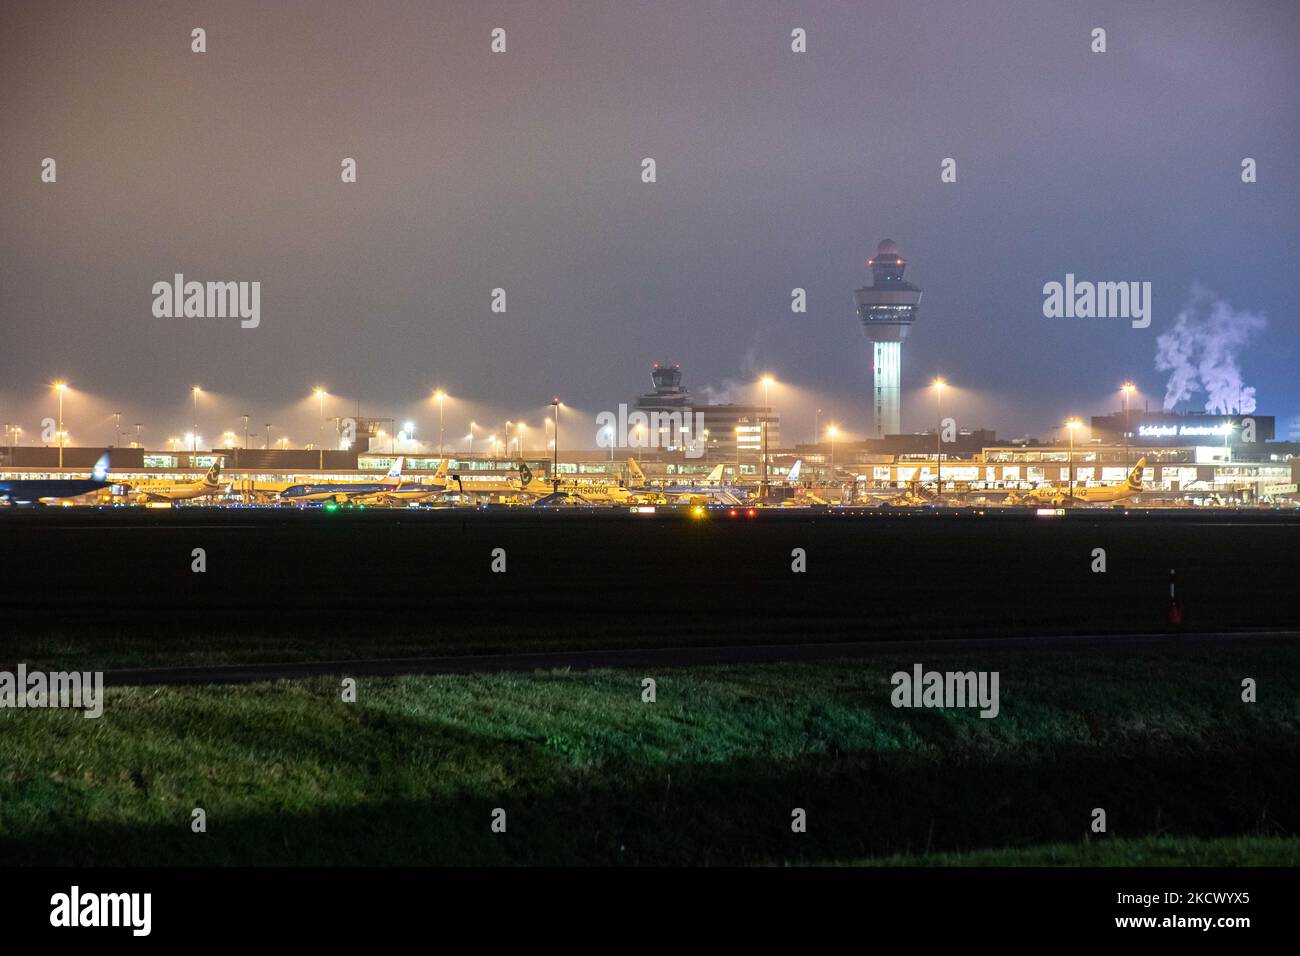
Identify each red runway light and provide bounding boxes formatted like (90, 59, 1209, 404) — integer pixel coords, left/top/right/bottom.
(746, 509, 757, 518)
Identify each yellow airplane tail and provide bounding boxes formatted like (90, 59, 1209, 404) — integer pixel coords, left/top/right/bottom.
(628, 458, 646, 485)
(1127, 457, 1146, 489)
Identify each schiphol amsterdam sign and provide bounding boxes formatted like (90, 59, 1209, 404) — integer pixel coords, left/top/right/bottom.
(1138, 423, 1232, 438)
(1137, 416, 1259, 441)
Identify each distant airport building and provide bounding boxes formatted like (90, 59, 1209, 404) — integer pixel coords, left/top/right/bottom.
(632, 363, 777, 462)
(855, 239, 921, 438)
(797, 429, 1000, 462)
(976, 442, 1296, 502)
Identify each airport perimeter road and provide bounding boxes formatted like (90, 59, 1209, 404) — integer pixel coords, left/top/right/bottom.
(99, 630, 1299, 686)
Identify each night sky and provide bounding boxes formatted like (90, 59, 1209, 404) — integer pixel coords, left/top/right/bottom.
(2, 0, 1296, 447)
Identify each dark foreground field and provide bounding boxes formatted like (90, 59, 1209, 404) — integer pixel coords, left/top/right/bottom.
(2, 510, 1295, 866)
(0, 644, 1295, 865)
(1, 507, 1298, 669)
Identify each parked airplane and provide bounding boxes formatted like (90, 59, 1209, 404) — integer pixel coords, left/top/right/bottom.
(626, 459, 747, 506)
(532, 491, 599, 508)
(0, 453, 113, 506)
(1007, 458, 1147, 507)
(512, 463, 637, 505)
(125, 461, 224, 502)
(356, 459, 451, 505)
(427, 466, 544, 501)
(280, 458, 405, 505)
(854, 468, 939, 507)
(237, 479, 294, 504)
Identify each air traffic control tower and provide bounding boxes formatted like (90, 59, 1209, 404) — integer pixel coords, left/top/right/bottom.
(854, 239, 922, 438)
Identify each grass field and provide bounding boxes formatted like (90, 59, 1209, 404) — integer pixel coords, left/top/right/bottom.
(2, 643, 1295, 865)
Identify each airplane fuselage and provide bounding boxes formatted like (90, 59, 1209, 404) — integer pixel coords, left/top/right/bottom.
(132, 481, 221, 502)
(0, 479, 110, 505)
(281, 481, 398, 503)
(1033, 483, 1141, 506)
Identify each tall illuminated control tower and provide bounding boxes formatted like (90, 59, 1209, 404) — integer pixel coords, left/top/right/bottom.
(854, 239, 922, 438)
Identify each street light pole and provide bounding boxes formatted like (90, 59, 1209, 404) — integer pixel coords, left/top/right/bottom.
(550, 399, 560, 490)
(1120, 383, 1135, 474)
(54, 382, 67, 470)
(1066, 419, 1080, 500)
(827, 425, 838, 482)
(933, 379, 946, 499)
(313, 387, 327, 469)
(191, 386, 200, 452)
(760, 376, 774, 500)
(435, 391, 446, 458)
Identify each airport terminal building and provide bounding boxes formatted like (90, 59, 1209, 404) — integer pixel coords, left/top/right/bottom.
(1, 406, 1294, 506)
(632, 364, 778, 464)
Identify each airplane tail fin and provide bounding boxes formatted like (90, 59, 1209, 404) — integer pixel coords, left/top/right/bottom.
(705, 463, 725, 483)
(204, 460, 222, 484)
(788, 459, 802, 483)
(1128, 457, 1146, 488)
(519, 462, 533, 486)
(92, 452, 111, 483)
(385, 457, 404, 484)
(627, 458, 646, 484)
(433, 458, 449, 482)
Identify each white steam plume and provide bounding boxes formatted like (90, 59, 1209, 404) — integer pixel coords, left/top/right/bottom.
(1155, 287, 1267, 414)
